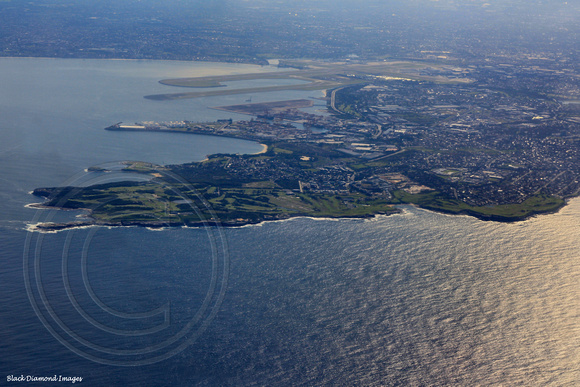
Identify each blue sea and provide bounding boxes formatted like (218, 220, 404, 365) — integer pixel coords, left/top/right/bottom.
(0, 58, 578, 386)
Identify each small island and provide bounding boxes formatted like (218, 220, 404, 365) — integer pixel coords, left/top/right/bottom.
(31, 61, 580, 230)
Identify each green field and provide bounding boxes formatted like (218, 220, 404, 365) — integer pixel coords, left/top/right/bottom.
(391, 190, 565, 221)
(37, 177, 399, 227)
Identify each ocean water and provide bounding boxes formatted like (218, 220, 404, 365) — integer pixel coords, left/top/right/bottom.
(0, 58, 578, 386)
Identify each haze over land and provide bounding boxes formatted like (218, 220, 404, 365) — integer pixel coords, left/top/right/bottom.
(0, 0, 577, 66)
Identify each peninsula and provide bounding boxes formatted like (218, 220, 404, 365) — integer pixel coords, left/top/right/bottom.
(32, 61, 580, 230)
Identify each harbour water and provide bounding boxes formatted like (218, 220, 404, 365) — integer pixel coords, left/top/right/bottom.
(0, 58, 578, 385)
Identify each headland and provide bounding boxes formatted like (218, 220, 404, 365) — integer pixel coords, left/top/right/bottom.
(30, 60, 580, 231)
